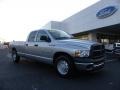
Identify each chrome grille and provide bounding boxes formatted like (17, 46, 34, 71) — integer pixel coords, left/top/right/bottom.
(90, 44, 105, 59)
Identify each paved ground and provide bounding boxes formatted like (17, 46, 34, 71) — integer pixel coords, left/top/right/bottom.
(0, 48, 120, 90)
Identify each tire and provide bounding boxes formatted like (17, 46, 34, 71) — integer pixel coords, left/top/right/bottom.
(55, 55, 75, 78)
(12, 50, 20, 63)
(117, 57, 120, 60)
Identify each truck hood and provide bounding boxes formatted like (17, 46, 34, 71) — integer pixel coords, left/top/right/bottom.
(56, 39, 98, 50)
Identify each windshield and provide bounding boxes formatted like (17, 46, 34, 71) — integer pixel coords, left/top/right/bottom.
(48, 30, 73, 40)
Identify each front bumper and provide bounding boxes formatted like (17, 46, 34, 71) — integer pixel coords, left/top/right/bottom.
(74, 57, 105, 71)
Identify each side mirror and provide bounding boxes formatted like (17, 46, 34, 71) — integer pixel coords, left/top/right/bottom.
(40, 35, 51, 42)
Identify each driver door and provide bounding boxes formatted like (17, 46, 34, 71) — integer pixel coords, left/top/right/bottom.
(33, 30, 52, 63)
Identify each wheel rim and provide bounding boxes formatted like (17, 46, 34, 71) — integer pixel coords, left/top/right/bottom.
(12, 52, 16, 61)
(57, 60, 69, 75)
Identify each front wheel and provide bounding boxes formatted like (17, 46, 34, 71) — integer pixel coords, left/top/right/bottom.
(55, 55, 75, 78)
(12, 50, 20, 63)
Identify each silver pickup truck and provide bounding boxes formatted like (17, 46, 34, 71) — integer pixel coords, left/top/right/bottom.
(9, 29, 105, 77)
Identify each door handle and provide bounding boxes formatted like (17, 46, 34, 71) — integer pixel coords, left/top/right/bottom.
(26, 44, 28, 46)
(34, 44, 38, 47)
(49, 44, 55, 46)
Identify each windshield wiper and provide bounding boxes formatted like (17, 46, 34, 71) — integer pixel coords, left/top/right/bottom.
(55, 37, 71, 40)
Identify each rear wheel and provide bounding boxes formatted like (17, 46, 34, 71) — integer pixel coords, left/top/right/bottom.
(12, 50, 20, 63)
(55, 55, 75, 78)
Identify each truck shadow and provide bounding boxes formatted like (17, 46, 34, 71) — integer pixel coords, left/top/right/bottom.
(8, 57, 119, 90)
(11, 58, 107, 80)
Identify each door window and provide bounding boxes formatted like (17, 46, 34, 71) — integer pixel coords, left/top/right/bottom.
(28, 31, 37, 42)
(36, 30, 49, 42)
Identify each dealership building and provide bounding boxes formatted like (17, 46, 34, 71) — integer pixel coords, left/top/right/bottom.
(42, 0, 120, 45)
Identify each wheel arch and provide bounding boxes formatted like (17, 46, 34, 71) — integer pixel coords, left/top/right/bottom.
(53, 52, 73, 64)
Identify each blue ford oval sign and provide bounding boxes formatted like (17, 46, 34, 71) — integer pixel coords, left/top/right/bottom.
(96, 6, 118, 19)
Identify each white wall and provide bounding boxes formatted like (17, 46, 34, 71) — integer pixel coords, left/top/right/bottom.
(62, 0, 120, 34)
(42, 0, 120, 35)
(41, 21, 70, 33)
(41, 21, 52, 29)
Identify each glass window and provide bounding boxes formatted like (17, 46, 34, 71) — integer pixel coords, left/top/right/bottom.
(28, 31, 37, 42)
(36, 30, 49, 42)
(48, 30, 72, 40)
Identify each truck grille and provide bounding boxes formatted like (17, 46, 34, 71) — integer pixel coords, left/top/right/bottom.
(90, 44, 105, 59)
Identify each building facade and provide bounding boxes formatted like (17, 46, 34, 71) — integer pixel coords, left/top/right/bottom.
(42, 0, 120, 45)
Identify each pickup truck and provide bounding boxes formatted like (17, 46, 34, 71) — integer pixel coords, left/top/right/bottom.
(9, 29, 105, 77)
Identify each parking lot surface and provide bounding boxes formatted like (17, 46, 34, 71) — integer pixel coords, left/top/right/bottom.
(0, 48, 120, 90)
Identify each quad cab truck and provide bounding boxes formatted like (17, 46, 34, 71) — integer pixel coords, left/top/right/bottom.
(9, 29, 105, 78)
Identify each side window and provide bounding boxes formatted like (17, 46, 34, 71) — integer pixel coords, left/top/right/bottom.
(28, 31, 37, 42)
(36, 30, 49, 42)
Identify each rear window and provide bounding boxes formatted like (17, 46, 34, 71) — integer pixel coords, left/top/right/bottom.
(28, 31, 37, 42)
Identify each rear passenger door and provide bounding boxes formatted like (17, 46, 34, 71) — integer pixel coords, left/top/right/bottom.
(25, 31, 38, 55)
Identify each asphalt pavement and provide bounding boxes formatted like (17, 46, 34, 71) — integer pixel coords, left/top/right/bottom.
(0, 48, 120, 90)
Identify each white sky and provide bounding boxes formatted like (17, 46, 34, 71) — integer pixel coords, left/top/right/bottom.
(0, 0, 99, 41)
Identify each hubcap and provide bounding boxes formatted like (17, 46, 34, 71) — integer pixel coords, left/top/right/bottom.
(57, 60, 69, 75)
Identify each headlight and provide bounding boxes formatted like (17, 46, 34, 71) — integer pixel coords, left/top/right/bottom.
(75, 50, 89, 57)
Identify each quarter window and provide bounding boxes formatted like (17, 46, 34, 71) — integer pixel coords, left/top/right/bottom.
(28, 31, 37, 42)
